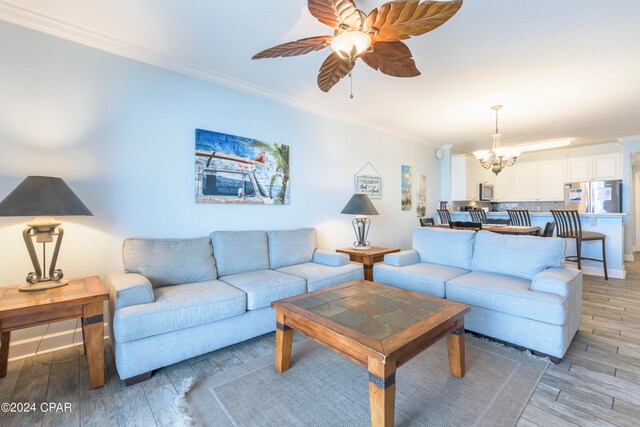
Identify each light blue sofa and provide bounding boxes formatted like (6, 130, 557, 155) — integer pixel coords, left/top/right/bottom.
(373, 228, 582, 359)
(107, 228, 363, 383)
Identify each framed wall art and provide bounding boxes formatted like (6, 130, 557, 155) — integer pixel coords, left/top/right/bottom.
(354, 162, 383, 199)
(195, 129, 290, 205)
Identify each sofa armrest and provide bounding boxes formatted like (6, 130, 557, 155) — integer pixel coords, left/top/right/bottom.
(384, 250, 420, 267)
(313, 250, 350, 267)
(107, 272, 155, 311)
(531, 267, 582, 297)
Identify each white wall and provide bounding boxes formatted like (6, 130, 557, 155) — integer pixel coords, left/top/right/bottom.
(0, 22, 439, 358)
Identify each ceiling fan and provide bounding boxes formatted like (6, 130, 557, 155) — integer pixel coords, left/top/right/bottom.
(252, 0, 463, 94)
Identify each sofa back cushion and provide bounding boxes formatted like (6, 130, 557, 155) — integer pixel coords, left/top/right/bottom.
(413, 228, 475, 270)
(123, 237, 217, 288)
(212, 230, 270, 276)
(268, 228, 318, 269)
(471, 231, 565, 280)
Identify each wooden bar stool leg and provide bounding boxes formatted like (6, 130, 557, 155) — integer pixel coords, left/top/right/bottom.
(602, 238, 608, 280)
(576, 238, 582, 270)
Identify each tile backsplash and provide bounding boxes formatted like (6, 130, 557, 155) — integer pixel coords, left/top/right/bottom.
(451, 201, 565, 212)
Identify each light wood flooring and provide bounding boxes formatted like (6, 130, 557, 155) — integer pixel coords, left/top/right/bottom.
(518, 259, 640, 427)
(1, 260, 640, 426)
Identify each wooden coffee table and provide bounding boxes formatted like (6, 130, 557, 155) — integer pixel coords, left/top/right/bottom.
(0, 276, 108, 389)
(271, 280, 470, 427)
(336, 247, 401, 281)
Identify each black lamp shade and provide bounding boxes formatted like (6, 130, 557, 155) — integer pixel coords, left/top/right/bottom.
(340, 194, 379, 216)
(0, 176, 93, 217)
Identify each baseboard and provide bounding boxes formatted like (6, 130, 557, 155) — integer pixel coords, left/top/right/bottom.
(580, 265, 625, 279)
(7, 323, 109, 362)
(624, 253, 635, 262)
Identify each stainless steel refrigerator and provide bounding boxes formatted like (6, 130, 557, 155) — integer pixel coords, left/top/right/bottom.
(564, 180, 622, 213)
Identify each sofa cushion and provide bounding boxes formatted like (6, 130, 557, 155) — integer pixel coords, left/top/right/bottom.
(123, 237, 217, 288)
(373, 262, 469, 298)
(113, 280, 246, 342)
(268, 228, 318, 269)
(446, 272, 567, 325)
(212, 231, 270, 276)
(277, 262, 363, 292)
(413, 228, 475, 270)
(471, 231, 565, 280)
(220, 270, 306, 310)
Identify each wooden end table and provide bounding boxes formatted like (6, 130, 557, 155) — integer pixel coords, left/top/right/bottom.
(336, 246, 400, 281)
(0, 276, 108, 389)
(271, 280, 469, 427)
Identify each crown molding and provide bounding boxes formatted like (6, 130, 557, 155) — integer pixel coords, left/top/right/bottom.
(0, 1, 439, 147)
(618, 135, 640, 143)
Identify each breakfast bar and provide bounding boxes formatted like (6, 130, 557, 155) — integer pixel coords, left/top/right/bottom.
(449, 212, 627, 278)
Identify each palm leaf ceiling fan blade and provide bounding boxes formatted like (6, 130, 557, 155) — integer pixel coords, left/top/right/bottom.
(317, 52, 355, 92)
(308, 0, 361, 29)
(368, 0, 463, 41)
(252, 0, 463, 92)
(252, 36, 333, 59)
(361, 41, 420, 77)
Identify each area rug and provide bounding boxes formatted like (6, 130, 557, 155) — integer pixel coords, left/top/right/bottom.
(183, 335, 547, 426)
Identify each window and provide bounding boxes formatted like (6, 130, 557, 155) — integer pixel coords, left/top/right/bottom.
(202, 170, 255, 197)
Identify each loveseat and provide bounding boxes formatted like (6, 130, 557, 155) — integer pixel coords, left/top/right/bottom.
(373, 227, 582, 359)
(107, 228, 363, 383)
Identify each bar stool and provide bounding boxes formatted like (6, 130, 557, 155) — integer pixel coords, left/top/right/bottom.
(437, 209, 451, 225)
(469, 209, 487, 223)
(542, 222, 556, 237)
(551, 210, 608, 280)
(507, 209, 531, 226)
(419, 217, 434, 227)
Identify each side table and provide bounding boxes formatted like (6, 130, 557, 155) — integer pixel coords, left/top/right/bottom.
(0, 276, 108, 389)
(336, 246, 401, 281)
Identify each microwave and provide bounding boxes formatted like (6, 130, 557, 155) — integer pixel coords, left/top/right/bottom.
(479, 183, 494, 201)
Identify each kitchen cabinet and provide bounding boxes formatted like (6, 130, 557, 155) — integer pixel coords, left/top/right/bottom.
(592, 153, 620, 180)
(567, 157, 592, 182)
(494, 167, 510, 201)
(510, 162, 538, 201)
(478, 164, 496, 186)
(537, 160, 566, 201)
(451, 154, 479, 201)
(567, 154, 620, 182)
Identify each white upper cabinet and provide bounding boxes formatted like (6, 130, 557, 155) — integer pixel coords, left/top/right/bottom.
(478, 164, 496, 186)
(510, 162, 538, 201)
(451, 154, 479, 201)
(494, 167, 510, 201)
(592, 153, 620, 180)
(567, 157, 592, 182)
(537, 160, 567, 201)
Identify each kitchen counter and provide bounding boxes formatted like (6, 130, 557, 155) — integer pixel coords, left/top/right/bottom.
(457, 211, 628, 217)
(449, 211, 626, 278)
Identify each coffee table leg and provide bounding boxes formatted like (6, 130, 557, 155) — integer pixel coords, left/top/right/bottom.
(447, 326, 465, 378)
(275, 311, 293, 372)
(82, 302, 105, 389)
(0, 331, 10, 377)
(368, 357, 396, 427)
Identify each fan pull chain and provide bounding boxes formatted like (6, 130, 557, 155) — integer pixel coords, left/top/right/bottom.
(349, 70, 354, 99)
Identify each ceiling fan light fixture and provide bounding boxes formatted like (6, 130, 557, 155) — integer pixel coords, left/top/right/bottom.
(331, 30, 372, 61)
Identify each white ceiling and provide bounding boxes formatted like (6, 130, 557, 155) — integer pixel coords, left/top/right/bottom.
(2, 0, 640, 150)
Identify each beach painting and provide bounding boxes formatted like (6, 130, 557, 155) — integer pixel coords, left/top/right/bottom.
(195, 129, 290, 204)
(417, 175, 426, 216)
(401, 165, 412, 211)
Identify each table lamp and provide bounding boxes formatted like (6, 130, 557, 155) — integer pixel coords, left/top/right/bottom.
(0, 176, 93, 291)
(340, 194, 379, 250)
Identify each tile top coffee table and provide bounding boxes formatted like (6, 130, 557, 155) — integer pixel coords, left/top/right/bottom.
(271, 280, 470, 427)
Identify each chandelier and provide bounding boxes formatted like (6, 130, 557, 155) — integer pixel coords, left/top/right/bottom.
(473, 105, 520, 175)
